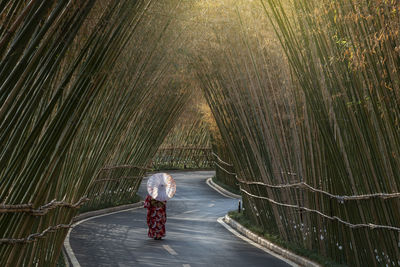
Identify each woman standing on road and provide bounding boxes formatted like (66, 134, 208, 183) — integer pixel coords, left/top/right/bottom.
(144, 195, 167, 240)
(144, 173, 176, 240)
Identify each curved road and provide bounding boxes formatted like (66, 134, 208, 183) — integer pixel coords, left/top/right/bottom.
(67, 171, 293, 267)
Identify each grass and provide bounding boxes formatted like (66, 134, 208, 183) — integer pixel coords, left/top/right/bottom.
(214, 173, 343, 266)
(79, 194, 141, 214)
(56, 252, 66, 267)
(228, 211, 347, 267)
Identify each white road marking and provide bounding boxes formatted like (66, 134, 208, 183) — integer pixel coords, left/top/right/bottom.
(182, 264, 191, 267)
(64, 206, 142, 267)
(208, 203, 215, 207)
(217, 217, 298, 267)
(163, 245, 178, 255)
(183, 209, 199, 214)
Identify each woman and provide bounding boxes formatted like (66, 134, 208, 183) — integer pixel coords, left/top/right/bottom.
(144, 194, 167, 240)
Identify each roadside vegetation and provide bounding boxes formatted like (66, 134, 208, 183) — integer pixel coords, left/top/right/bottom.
(1, 0, 399, 266)
(229, 211, 346, 267)
(0, 1, 193, 266)
(188, 0, 400, 266)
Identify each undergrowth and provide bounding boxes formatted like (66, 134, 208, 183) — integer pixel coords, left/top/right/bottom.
(79, 194, 141, 214)
(228, 211, 347, 267)
(212, 176, 241, 195)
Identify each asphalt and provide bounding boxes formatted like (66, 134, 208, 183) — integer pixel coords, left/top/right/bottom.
(68, 170, 291, 267)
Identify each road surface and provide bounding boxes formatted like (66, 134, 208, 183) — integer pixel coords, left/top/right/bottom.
(67, 171, 292, 267)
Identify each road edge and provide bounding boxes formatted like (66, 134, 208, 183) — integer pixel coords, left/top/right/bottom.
(223, 215, 321, 267)
(63, 201, 144, 267)
(217, 217, 299, 267)
(207, 177, 320, 267)
(206, 177, 241, 199)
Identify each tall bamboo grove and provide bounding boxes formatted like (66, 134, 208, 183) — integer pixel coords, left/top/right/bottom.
(190, 0, 400, 265)
(0, 1, 192, 266)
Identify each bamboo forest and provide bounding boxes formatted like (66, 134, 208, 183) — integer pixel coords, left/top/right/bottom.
(1, 1, 399, 266)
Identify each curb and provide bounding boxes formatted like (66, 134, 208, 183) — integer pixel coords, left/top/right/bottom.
(208, 177, 317, 266)
(223, 215, 321, 267)
(64, 201, 144, 267)
(206, 177, 241, 199)
(61, 246, 70, 267)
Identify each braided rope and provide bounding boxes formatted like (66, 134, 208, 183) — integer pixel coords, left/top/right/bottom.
(100, 165, 151, 171)
(212, 152, 234, 167)
(93, 176, 142, 183)
(0, 224, 72, 244)
(241, 188, 400, 232)
(0, 197, 89, 216)
(158, 147, 212, 150)
(214, 162, 237, 176)
(237, 178, 400, 201)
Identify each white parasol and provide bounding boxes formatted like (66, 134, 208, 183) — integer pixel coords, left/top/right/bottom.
(147, 173, 176, 201)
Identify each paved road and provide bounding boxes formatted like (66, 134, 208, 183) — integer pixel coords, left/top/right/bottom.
(68, 171, 292, 267)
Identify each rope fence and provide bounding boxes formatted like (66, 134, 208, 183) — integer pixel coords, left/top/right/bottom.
(152, 147, 213, 169)
(214, 162, 237, 176)
(93, 176, 143, 183)
(240, 188, 400, 232)
(0, 224, 72, 244)
(212, 152, 240, 191)
(158, 146, 211, 150)
(212, 152, 233, 166)
(0, 197, 89, 216)
(237, 178, 400, 202)
(83, 164, 145, 210)
(97, 165, 151, 172)
(212, 152, 400, 202)
(213, 152, 400, 233)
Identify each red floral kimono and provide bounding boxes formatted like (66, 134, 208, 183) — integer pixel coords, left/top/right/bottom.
(144, 195, 167, 239)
